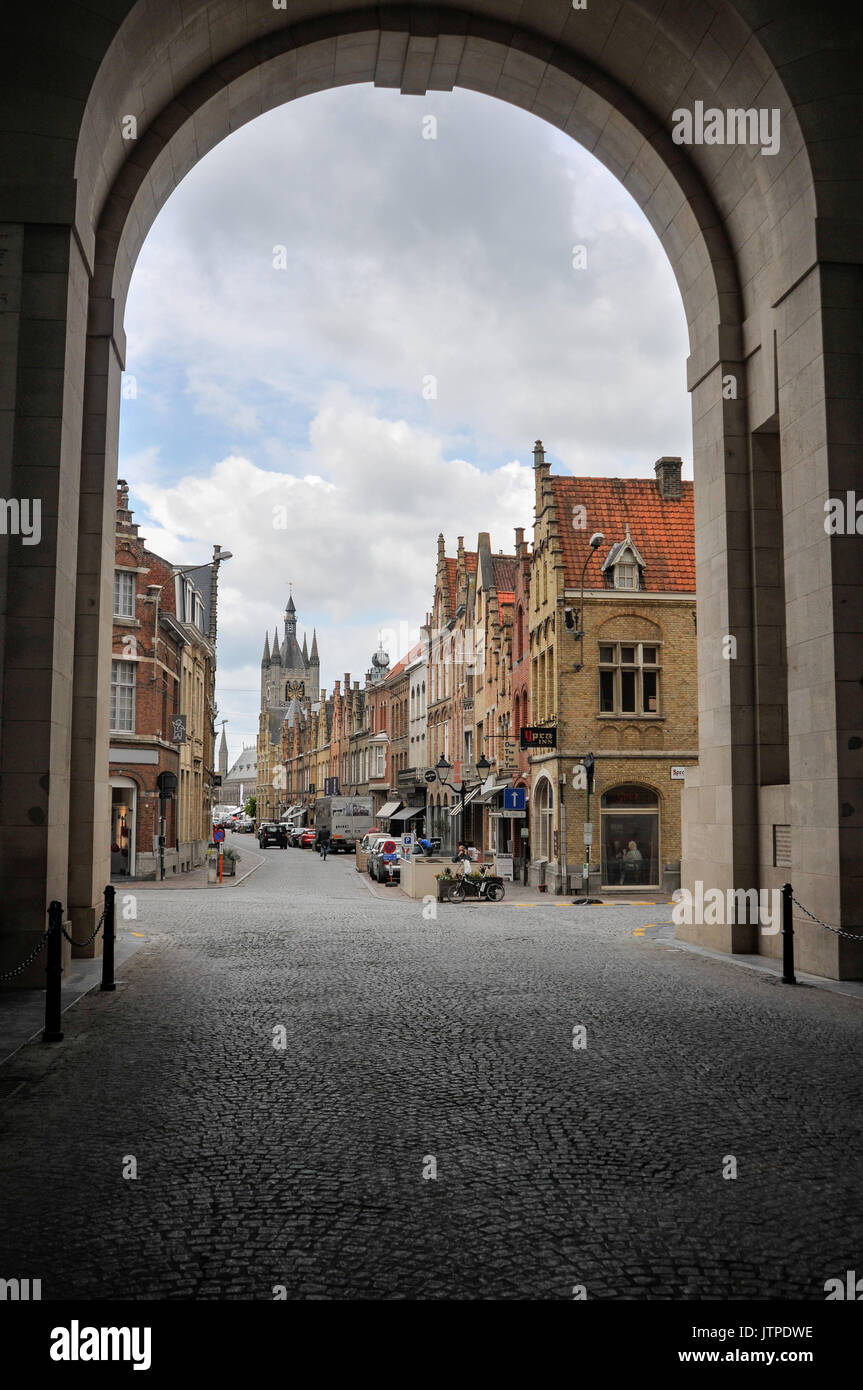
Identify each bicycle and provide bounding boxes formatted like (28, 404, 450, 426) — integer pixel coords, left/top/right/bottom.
(449, 865, 505, 903)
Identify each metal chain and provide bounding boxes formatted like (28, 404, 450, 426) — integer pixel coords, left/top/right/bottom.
(0, 927, 54, 982)
(0, 899, 110, 981)
(791, 894, 863, 942)
(60, 906, 106, 949)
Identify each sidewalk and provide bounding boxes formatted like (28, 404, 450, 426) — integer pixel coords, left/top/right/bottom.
(358, 862, 672, 906)
(0, 930, 148, 1068)
(116, 843, 265, 890)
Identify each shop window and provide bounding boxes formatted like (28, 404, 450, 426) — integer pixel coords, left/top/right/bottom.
(600, 785, 659, 887)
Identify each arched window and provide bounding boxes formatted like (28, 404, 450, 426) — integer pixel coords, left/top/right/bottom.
(534, 777, 554, 862)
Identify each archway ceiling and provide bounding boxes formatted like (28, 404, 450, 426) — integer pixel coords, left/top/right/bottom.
(69, 0, 819, 366)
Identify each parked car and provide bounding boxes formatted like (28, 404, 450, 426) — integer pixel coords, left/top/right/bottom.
(359, 830, 382, 853)
(235, 815, 254, 833)
(368, 836, 399, 882)
(285, 824, 305, 847)
(299, 828, 317, 847)
(258, 821, 287, 849)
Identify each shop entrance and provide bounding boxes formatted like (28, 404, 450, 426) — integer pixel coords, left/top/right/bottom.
(110, 779, 137, 877)
(601, 786, 659, 889)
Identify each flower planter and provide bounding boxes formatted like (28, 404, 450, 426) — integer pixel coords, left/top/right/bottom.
(436, 879, 460, 902)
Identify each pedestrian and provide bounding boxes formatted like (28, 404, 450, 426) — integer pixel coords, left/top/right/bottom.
(453, 841, 472, 877)
(317, 826, 331, 861)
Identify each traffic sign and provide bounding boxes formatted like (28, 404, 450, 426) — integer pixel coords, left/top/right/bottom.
(213, 827, 225, 844)
(503, 787, 526, 811)
(424, 768, 437, 783)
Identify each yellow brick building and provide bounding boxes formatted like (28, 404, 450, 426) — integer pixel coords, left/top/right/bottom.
(528, 443, 697, 894)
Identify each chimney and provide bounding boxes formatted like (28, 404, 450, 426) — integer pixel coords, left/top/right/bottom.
(654, 456, 683, 500)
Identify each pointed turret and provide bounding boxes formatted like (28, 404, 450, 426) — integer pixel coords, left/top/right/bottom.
(271, 628, 281, 664)
(261, 632, 270, 665)
(218, 726, 228, 778)
(301, 633, 309, 664)
(310, 629, 319, 664)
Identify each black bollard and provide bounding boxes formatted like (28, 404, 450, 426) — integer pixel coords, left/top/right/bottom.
(781, 882, 796, 984)
(101, 883, 116, 992)
(42, 901, 64, 1042)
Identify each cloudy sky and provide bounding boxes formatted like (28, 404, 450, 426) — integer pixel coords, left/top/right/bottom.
(119, 84, 691, 764)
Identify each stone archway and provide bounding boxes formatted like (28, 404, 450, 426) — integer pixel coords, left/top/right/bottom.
(1, 2, 861, 978)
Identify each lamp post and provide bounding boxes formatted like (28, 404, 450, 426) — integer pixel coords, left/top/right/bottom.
(568, 532, 605, 672)
(435, 751, 492, 856)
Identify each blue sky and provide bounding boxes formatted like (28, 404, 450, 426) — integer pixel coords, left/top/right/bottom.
(119, 84, 691, 764)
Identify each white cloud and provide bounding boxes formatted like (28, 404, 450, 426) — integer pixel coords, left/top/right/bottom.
(133, 399, 535, 717)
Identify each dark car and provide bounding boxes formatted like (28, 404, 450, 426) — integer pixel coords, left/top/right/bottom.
(258, 822, 287, 849)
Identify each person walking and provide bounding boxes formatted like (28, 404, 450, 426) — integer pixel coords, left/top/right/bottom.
(317, 826, 331, 861)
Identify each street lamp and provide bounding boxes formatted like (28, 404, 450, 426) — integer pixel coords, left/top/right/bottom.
(435, 751, 492, 855)
(571, 532, 605, 671)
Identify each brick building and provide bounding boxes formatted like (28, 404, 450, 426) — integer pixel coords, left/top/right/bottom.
(111, 482, 217, 879)
(528, 442, 697, 894)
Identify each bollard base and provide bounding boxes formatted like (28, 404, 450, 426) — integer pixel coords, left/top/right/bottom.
(42, 1029, 63, 1043)
(100, 981, 117, 992)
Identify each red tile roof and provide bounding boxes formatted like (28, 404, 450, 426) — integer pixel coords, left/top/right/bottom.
(551, 476, 695, 593)
(492, 556, 517, 592)
(497, 590, 515, 620)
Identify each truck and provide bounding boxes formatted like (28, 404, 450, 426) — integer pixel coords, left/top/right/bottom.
(313, 795, 375, 853)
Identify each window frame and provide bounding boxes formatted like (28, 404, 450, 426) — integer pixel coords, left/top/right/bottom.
(598, 640, 662, 717)
(113, 568, 135, 618)
(110, 658, 136, 732)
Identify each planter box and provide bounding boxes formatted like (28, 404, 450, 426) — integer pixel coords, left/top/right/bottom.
(436, 878, 461, 902)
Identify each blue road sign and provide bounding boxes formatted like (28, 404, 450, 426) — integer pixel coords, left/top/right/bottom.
(503, 787, 526, 811)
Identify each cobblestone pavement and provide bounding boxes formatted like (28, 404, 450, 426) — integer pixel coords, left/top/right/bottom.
(0, 847, 861, 1301)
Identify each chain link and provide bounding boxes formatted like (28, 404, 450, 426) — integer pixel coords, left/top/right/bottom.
(791, 894, 863, 943)
(0, 902, 109, 980)
(60, 906, 106, 949)
(0, 928, 54, 982)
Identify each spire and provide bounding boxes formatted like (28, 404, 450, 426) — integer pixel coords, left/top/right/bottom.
(271, 628, 280, 663)
(302, 632, 309, 664)
(285, 593, 297, 636)
(218, 725, 228, 777)
(261, 632, 270, 665)
(310, 629, 319, 664)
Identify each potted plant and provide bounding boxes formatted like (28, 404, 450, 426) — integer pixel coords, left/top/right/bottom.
(435, 867, 459, 902)
(220, 845, 241, 878)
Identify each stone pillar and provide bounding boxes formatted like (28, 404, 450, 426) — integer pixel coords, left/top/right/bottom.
(67, 320, 123, 955)
(679, 352, 760, 953)
(0, 224, 89, 983)
(776, 265, 863, 979)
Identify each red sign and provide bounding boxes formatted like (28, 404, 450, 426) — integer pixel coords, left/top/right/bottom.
(213, 827, 225, 843)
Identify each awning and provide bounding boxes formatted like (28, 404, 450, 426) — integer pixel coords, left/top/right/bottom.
(377, 800, 403, 819)
(477, 781, 512, 804)
(390, 806, 423, 821)
(447, 786, 481, 816)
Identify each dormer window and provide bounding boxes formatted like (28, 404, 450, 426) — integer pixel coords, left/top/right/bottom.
(601, 527, 646, 591)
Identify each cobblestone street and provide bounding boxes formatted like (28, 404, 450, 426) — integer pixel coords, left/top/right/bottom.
(1, 848, 861, 1301)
